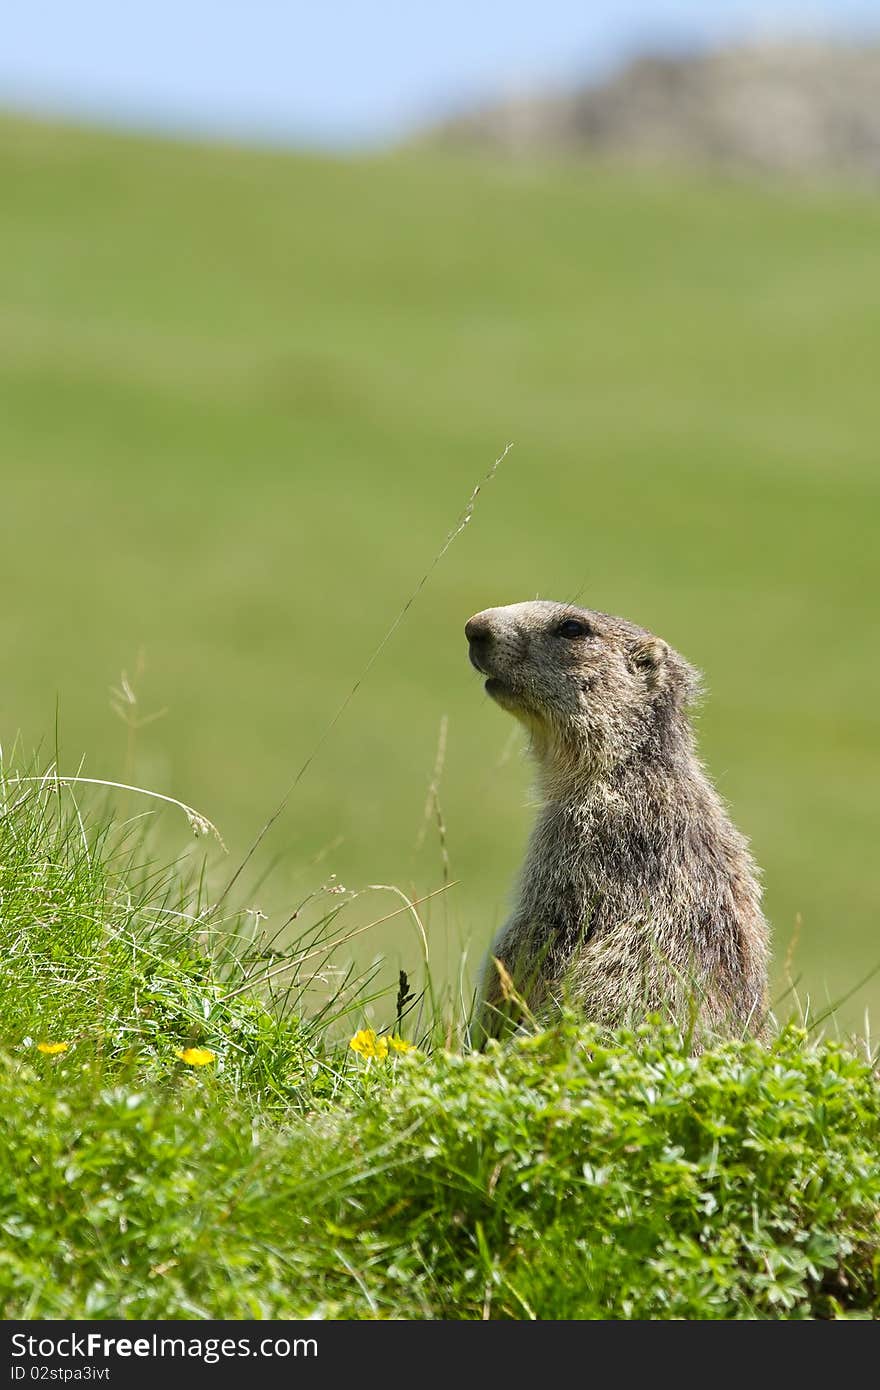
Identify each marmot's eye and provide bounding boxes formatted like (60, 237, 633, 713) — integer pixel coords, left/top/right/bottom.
(554, 619, 592, 639)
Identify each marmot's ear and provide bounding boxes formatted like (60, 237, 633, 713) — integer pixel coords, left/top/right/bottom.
(628, 636, 668, 685)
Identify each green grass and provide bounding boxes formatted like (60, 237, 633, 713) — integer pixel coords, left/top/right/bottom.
(1, 765, 878, 1319)
(1, 113, 879, 1021)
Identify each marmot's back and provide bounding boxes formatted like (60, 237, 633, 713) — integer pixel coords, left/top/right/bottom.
(466, 600, 769, 1044)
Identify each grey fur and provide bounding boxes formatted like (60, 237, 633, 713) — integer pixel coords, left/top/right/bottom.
(466, 600, 769, 1045)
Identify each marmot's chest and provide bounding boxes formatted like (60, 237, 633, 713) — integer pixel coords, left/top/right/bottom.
(519, 798, 676, 934)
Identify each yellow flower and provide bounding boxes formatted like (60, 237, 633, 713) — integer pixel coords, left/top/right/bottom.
(349, 1028, 389, 1060)
(176, 1047, 216, 1066)
(388, 1036, 416, 1054)
(36, 1042, 69, 1055)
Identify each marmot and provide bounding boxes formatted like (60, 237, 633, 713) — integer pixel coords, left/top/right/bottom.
(466, 601, 769, 1045)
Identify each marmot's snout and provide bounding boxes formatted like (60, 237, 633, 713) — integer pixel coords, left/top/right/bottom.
(465, 607, 522, 679)
(466, 606, 535, 715)
(465, 610, 494, 674)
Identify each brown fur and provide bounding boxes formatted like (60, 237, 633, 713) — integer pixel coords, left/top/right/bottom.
(465, 600, 769, 1045)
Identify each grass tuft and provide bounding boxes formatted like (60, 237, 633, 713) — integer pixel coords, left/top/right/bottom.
(1, 752, 877, 1319)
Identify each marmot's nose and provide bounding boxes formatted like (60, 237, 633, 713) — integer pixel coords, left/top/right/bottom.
(466, 612, 496, 674)
(465, 613, 493, 644)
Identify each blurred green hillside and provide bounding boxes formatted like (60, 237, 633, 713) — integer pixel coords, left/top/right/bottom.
(0, 114, 877, 1025)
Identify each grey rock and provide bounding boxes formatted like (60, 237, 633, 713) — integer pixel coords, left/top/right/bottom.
(426, 40, 880, 182)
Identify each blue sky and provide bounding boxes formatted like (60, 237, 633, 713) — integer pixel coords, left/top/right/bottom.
(2, 1, 879, 147)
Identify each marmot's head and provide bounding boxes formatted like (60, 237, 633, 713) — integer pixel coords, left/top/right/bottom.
(465, 600, 700, 784)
